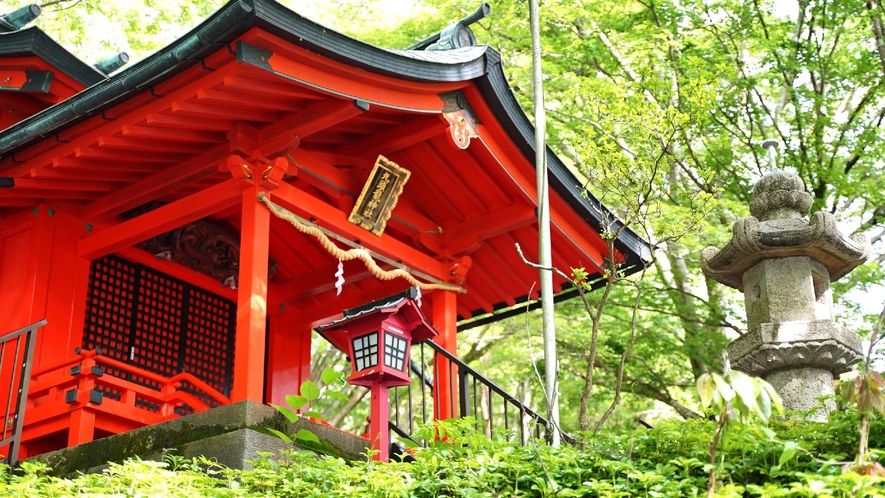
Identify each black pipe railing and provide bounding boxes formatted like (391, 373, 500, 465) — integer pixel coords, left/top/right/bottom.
(388, 339, 572, 447)
(0, 319, 45, 468)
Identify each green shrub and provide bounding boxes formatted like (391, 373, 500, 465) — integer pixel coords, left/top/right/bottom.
(2, 414, 882, 497)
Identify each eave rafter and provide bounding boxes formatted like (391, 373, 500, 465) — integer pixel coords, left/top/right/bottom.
(80, 144, 231, 223)
(335, 115, 447, 159)
(0, 47, 241, 176)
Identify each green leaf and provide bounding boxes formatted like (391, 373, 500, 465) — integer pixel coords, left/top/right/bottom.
(301, 381, 321, 401)
(266, 428, 292, 444)
(285, 394, 309, 411)
(729, 370, 759, 419)
(321, 369, 344, 385)
(756, 388, 772, 423)
(302, 410, 323, 419)
(711, 372, 734, 403)
(295, 429, 320, 444)
(326, 391, 350, 402)
(272, 404, 301, 424)
(697, 373, 714, 408)
(778, 441, 798, 467)
(840, 379, 855, 404)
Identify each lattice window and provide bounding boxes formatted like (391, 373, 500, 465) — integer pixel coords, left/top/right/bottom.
(83, 255, 235, 399)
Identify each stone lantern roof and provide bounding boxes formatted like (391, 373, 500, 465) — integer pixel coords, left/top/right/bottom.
(701, 170, 870, 291)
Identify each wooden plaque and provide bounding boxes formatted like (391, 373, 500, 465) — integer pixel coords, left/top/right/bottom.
(348, 155, 411, 236)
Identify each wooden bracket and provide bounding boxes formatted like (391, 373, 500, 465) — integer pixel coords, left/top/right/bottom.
(227, 155, 254, 186)
(260, 156, 287, 190)
(449, 256, 472, 284)
(228, 154, 284, 190)
(442, 110, 479, 150)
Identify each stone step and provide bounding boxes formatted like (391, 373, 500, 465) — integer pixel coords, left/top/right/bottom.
(26, 401, 370, 476)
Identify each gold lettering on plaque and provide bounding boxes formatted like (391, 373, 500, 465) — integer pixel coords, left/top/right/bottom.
(348, 155, 411, 236)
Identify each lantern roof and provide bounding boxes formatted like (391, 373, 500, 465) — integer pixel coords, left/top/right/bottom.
(318, 288, 438, 348)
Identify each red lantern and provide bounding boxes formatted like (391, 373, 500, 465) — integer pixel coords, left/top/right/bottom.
(318, 288, 438, 460)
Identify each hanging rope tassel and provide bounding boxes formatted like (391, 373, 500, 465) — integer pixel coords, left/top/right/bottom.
(335, 259, 345, 296)
(257, 193, 462, 293)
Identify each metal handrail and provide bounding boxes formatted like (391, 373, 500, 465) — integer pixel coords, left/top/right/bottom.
(387, 339, 572, 447)
(0, 319, 45, 468)
(425, 339, 572, 444)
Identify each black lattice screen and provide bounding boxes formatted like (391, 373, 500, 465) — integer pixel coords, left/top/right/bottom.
(83, 255, 235, 402)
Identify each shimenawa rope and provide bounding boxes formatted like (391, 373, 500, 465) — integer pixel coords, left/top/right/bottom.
(257, 193, 461, 292)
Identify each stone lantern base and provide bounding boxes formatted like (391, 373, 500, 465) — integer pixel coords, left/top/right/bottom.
(728, 320, 862, 421)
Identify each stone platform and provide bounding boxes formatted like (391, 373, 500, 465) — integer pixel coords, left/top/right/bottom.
(26, 401, 370, 476)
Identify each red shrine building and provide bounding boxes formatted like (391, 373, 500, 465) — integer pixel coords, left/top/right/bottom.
(0, 0, 648, 459)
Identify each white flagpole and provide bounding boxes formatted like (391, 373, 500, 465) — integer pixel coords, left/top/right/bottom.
(529, 0, 560, 447)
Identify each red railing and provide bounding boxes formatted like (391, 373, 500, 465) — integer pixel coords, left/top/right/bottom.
(22, 348, 229, 452)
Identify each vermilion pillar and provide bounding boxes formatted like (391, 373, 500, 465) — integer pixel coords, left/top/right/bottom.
(265, 313, 311, 405)
(431, 290, 458, 420)
(231, 186, 270, 402)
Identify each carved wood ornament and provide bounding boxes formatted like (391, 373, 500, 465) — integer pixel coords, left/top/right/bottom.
(127, 203, 277, 288)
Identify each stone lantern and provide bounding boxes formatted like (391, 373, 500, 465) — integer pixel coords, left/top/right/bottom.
(701, 170, 870, 420)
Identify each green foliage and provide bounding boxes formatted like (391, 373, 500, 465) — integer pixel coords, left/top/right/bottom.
(3, 416, 884, 496)
(268, 368, 347, 448)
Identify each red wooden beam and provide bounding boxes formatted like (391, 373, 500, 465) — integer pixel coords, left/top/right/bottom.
(121, 125, 227, 144)
(30, 167, 145, 183)
(196, 88, 305, 112)
(0, 55, 240, 174)
(28, 166, 144, 183)
(474, 130, 606, 268)
(9, 178, 116, 192)
(0, 94, 46, 120)
(269, 260, 374, 310)
(0, 189, 101, 200)
(335, 115, 446, 158)
(80, 145, 230, 222)
(170, 100, 281, 123)
(443, 203, 536, 244)
(50, 156, 160, 173)
(97, 135, 212, 154)
(0, 70, 52, 93)
(74, 146, 189, 163)
(222, 73, 325, 100)
(236, 39, 458, 113)
(78, 179, 242, 259)
(145, 112, 234, 131)
(258, 98, 367, 145)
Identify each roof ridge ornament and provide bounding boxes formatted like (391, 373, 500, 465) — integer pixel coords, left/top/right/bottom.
(407, 2, 491, 51)
(0, 4, 41, 33)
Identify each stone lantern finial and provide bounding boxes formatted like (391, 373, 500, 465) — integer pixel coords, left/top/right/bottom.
(700, 170, 870, 420)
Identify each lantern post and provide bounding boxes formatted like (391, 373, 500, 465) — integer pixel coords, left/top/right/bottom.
(318, 288, 438, 461)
